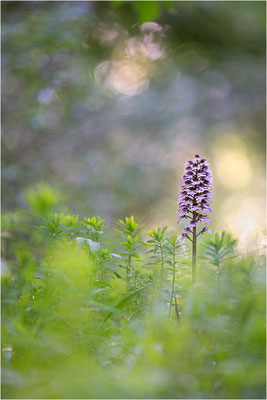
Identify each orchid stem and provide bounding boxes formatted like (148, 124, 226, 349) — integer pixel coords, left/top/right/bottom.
(192, 212, 197, 283)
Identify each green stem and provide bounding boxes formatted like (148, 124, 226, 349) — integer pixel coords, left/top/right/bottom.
(172, 252, 180, 320)
(101, 263, 104, 282)
(217, 262, 221, 285)
(174, 293, 180, 320)
(171, 253, 175, 301)
(169, 251, 176, 317)
(160, 246, 164, 282)
(192, 212, 197, 283)
(126, 253, 132, 286)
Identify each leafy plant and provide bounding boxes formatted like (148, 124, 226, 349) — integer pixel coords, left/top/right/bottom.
(96, 248, 112, 283)
(40, 211, 65, 241)
(82, 216, 105, 242)
(146, 226, 168, 283)
(116, 216, 144, 286)
(165, 231, 187, 319)
(202, 231, 237, 274)
(24, 183, 62, 215)
(63, 215, 80, 240)
(1, 208, 265, 400)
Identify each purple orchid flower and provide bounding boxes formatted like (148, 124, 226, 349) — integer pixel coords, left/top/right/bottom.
(177, 155, 213, 282)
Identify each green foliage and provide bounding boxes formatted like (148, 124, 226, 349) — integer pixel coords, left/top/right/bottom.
(202, 231, 237, 272)
(146, 226, 168, 284)
(40, 211, 65, 240)
(116, 216, 143, 235)
(165, 231, 187, 262)
(82, 216, 105, 242)
(112, 1, 173, 23)
(24, 183, 62, 215)
(147, 226, 168, 248)
(132, 1, 161, 23)
(165, 232, 188, 319)
(116, 216, 145, 286)
(2, 2, 265, 396)
(1, 206, 266, 399)
(103, 283, 151, 325)
(75, 237, 101, 253)
(62, 214, 80, 240)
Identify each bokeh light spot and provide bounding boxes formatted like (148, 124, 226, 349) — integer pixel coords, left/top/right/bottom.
(221, 196, 265, 251)
(212, 133, 252, 190)
(216, 150, 251, 190)
(109, 61, 149, 96)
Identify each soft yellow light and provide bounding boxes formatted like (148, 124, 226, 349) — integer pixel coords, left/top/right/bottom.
(213, 132, 247, 153)
(108, 61, 149, 96)
(126, 37, 165, 61)
(216, 150, 251, 189)
(93, 22, 166, 97)
(221, 197, 265, 251)
(94, 60, 149, 96)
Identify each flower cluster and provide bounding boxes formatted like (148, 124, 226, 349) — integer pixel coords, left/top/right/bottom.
(177, 155, 213, 239)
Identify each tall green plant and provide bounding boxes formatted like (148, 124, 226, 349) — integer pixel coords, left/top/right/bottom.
(146, 226, 168, 285)
(82, 216, 105, 243)
(40, 211, 65, 241)
(202, 231, 237, 275)
(165, 232, 187, 319)
(116, 216, 144, 286)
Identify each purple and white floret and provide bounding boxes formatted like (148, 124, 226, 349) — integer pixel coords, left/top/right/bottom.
(177, 155, 213, 240)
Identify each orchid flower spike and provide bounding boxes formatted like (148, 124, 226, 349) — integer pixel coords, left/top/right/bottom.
(177, 155, 213, 240)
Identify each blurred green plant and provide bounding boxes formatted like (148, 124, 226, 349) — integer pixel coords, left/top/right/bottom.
(116, 216, 145, 286)
(146, 226, 168, 282)
(165, 231, 187, 319)
(202, 231, 237, 274)
(82, 216, 105, 242)
(2, 2, 266, 396)
(62, 214, 80, 240)
(40, 211, 65, 241)
(24, 183, 62, 216)
(1, 206, 265, 399)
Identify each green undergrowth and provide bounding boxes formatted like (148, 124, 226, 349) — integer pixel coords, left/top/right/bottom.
(1, 185, 266, 398)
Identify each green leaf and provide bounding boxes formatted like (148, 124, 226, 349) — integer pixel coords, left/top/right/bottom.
(165, 260, 175, 268)
(102, 284, 151, 324)
(75, 237, 101, 252)
(114, 272, 123, 279)
(111, 253, 124, 260)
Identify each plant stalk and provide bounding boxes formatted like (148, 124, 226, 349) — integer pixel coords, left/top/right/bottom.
(170, 251, 179, 320)
(192, 212, 197, 283)
(160, 246, 164, 283)
(171, 252, 176, 303)
(126, 253, 132, 286)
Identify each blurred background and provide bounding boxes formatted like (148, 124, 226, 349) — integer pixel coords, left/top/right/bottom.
(2, 1, 266, 250)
